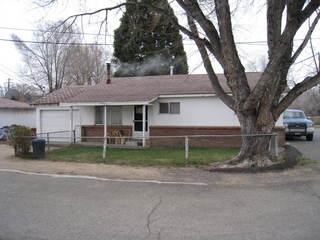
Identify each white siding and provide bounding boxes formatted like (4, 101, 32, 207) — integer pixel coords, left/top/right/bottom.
(0, 109, 36, 128)
(150, 96, 240, 126)
(150, 96, 284, 127)
(79, 106, 95, 125)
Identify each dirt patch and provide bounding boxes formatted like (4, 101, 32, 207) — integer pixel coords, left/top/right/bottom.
(1, 144, 319, 186)
(208, 145, 301, 173)
(0, 144, 164, 181)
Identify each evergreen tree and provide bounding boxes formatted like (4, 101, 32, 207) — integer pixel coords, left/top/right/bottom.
(113, 0, 188, 77)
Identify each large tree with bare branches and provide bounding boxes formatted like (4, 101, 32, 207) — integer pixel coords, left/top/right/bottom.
(12, 22, 77, 93)
(40, 0, 320, 166)
(12, 22, 108, 93)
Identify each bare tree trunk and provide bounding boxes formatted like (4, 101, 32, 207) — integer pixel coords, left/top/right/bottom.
(229, 110, 275, 167)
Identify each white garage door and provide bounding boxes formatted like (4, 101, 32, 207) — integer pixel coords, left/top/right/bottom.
(40, 109, 79, 142)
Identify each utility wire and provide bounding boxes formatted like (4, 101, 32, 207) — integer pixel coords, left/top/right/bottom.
(0, 38, 113, 46)
(1, 35, 319, 47)
(0, 26, 115, 37)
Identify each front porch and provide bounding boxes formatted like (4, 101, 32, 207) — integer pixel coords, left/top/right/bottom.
(78, 104, 149, 147)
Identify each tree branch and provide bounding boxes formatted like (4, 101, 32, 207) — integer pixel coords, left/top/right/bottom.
(267, 0, 285, 58)
(61, 3, 128, 25)
(243, 1, 319, 110)
(187, 15, 235, 109)
(214, 0, 250, 104)
(291, 11, 320, 63)
(59, 1, 210, 50)
(176, 0, 223, 65)
(301, 0, 320, 22)
(274, 72, 320, 117)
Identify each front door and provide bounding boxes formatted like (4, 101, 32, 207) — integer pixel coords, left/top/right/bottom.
(134, 105, 148, 132)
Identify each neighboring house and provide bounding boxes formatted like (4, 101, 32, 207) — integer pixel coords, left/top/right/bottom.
(32, 73, 285, 147)
(0, 97, 36, 128)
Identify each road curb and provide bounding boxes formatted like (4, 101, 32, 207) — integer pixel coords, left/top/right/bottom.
(0, 168, 208, 186)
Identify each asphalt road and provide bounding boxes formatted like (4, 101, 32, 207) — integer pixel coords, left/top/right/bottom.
(1, 171, 320, 240)
(288, 128, 320, 161)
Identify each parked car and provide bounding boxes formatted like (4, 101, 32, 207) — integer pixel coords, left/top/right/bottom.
(283, 109, 314, 141)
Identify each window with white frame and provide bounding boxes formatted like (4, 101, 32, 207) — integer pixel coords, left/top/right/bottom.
(159, 102, 180, 114)
(95, 106, 122, 124)
(95, 107, 103, 124)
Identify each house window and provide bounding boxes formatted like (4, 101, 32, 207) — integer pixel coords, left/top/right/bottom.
(169, 102, 180, 114)
(109, 106, 122, 124)
(95, 107, 104, 124)
(95, 106, 122, 125)
(159, 103, 169, 114)
(159, 102, 180, 114)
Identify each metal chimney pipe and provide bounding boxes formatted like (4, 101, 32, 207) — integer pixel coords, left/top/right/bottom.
(106, 63, 111, 84)
(170, 65, 174, 76)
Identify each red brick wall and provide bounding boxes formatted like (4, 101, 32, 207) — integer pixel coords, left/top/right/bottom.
(149, 126, 285, 148)
(81, 125, 285, 148)
(81, 125, 132, 142)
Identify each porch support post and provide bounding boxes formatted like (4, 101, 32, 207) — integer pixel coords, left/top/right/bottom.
(103, 105, 107, 160)
(70, 106, 73, 143)
(142, 105, 146, 147)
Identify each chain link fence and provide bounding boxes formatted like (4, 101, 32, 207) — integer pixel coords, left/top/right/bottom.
(31, 130, 281, 161)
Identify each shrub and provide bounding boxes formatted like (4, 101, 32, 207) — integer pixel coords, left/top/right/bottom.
(9, 125, 34, 156)
(312, 117, 320, 125)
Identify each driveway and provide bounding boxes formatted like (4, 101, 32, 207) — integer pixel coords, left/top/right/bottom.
(287, 128, 320, 161)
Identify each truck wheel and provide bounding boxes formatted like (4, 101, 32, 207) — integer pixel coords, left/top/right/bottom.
(306, 134, 313, 141)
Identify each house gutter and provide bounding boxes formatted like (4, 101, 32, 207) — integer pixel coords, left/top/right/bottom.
(59, 93, 222, 107)
(60, 101, 152, 107)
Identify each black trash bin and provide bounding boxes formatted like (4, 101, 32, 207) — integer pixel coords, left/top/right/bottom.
(32, 138, 46, 159)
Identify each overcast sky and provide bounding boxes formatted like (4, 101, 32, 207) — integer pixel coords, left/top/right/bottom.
(0, 0, 319, 88)
(0, 0, 122, 87)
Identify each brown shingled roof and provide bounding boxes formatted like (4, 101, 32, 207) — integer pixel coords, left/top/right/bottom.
(0, 97, 34, 109)
(33, 73, 262, 105)
(32, 86, 87, 105)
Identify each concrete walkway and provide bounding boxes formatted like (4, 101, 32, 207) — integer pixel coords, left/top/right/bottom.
(1, 144, 319, 187)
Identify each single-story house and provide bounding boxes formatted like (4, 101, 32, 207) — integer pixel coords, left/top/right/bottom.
(32, 73, 285, 147)
(0, 97, 36, 129)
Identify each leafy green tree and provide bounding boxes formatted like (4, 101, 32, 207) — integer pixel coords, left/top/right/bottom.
(113, 0, 188, 77)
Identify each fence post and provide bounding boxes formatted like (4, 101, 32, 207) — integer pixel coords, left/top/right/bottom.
(269, 133, 279, 157)
(274, 134, 279, 157)
(185, 136, 189, 162)
(46, 132, 50, 152)
(102, 105, 107, 161)
(73, 130, 76, 144)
